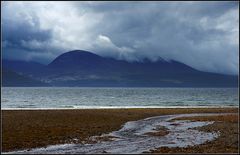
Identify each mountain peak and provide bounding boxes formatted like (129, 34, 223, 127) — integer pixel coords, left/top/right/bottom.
(61, 50, 100, 57)
(47, 50, 104, 69)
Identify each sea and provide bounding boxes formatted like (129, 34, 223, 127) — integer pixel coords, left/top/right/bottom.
(1, 87, 239, 109)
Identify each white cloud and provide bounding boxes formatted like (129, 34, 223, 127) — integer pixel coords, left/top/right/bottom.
(95, 35, 136, 61)
(96, 35, 113, 47)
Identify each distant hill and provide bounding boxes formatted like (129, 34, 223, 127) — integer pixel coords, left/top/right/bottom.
(2, 59, 45, 75)
(2, 69, 49, 87)
(2, 50, 238, 87)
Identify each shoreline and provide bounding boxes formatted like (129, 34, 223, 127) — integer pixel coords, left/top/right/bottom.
(2, 105, 239, 110)
(2, 108, 239, 153)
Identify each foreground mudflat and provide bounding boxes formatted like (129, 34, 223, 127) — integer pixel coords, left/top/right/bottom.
(2, 108, 238, 153)
(5, 113, 228, 154)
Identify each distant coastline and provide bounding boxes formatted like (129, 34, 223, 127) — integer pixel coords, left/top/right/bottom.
(2, 50, 238, 87)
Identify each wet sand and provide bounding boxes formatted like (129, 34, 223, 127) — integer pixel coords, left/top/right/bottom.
(2, 108, 238, 153)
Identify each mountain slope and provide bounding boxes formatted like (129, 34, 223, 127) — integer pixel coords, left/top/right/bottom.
(44, 50, 238, 87)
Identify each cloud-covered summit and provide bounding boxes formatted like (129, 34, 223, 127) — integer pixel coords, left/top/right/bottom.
(2, 1, 239, 75)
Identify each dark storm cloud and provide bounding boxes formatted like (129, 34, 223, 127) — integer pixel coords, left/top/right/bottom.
(2, 18, 53, 61)
(2, 2, 56, 63)
(3, 16, 51, 42)
(2, 1, 239, 74)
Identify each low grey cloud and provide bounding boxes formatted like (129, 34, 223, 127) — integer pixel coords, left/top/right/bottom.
(2, 1, 239, 75)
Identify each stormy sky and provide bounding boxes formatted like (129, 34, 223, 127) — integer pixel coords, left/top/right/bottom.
(2, 1, 239, 75)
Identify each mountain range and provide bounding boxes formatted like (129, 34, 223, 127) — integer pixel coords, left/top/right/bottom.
(2, 50, 238, 87)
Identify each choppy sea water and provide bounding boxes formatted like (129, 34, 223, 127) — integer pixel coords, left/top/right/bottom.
(1, 87, 238, 109)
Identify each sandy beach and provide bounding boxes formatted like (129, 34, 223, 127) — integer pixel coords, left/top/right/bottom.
(2, 108, 239, 153)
